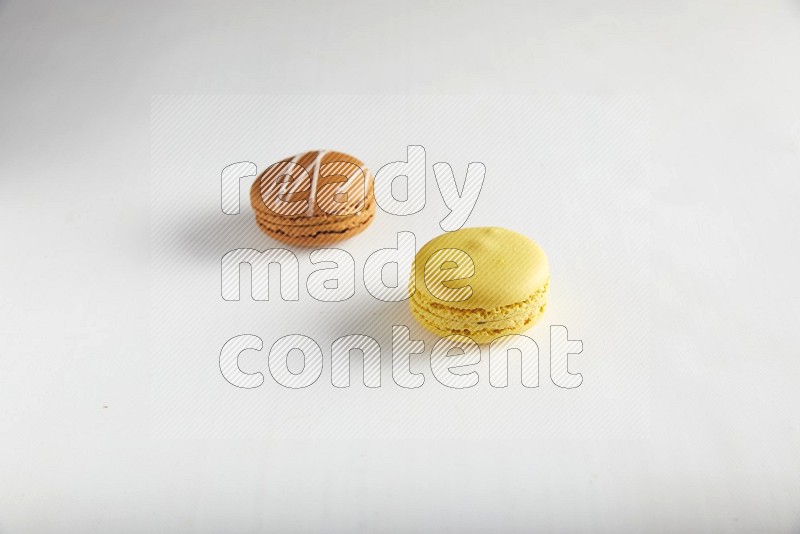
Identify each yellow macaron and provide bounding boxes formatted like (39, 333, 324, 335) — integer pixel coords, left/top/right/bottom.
(409, 227, 549, 343)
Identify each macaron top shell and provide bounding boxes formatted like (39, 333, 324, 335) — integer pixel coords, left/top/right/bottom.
(251, 150, 372, 219)
(413, 227, 549, 309)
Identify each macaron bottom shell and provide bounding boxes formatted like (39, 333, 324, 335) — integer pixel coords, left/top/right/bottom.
(409, 280, 548, 344)
(253, 195, 375, 247)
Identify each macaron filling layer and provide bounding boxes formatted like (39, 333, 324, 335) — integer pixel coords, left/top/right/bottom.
(255, 205, 374, 240)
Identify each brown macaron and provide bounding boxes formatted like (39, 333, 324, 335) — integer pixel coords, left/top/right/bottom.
(250, 150, 376, 246)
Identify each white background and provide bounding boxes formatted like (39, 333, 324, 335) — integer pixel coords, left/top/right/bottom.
(150, 94, 650, 439)
(1, 1, 799, 532)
